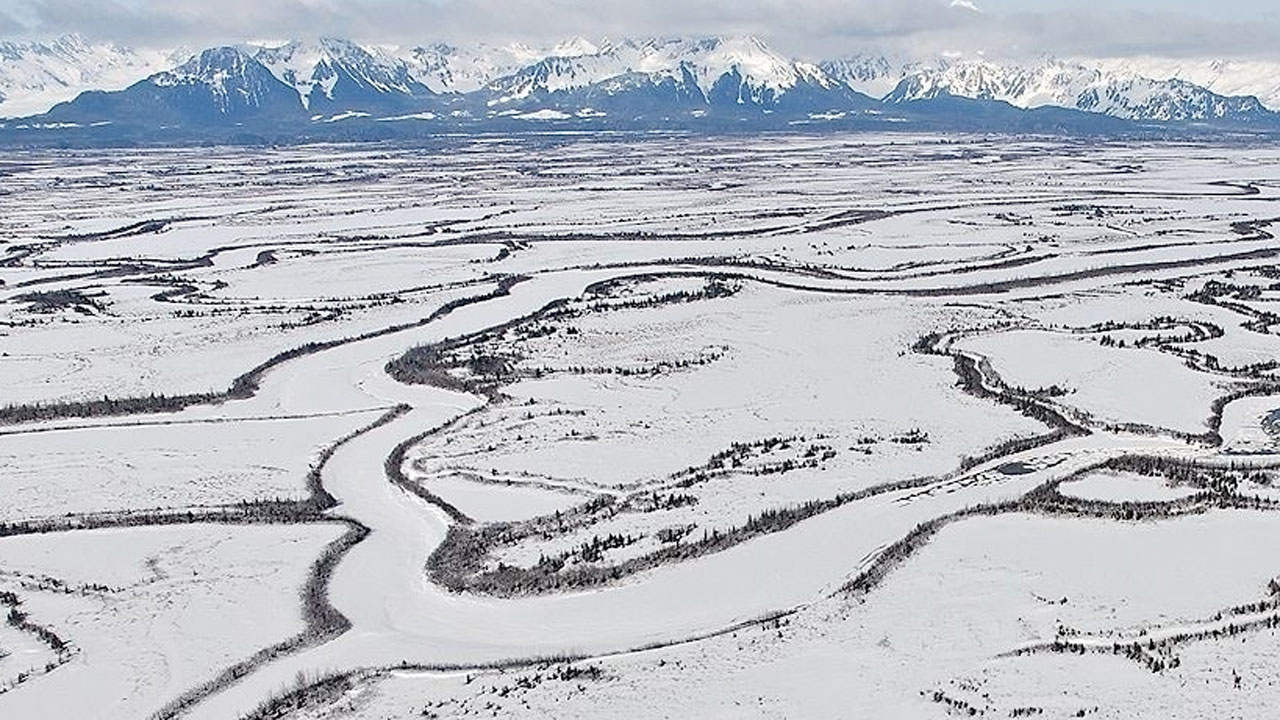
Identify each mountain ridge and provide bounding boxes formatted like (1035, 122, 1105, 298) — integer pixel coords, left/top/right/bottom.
(3, 34, 1278, 142)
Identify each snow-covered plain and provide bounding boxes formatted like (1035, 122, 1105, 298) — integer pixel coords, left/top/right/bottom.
(284, 511, 1280, 720)
(0, 411, 382, 521)
(0, 524, 344, 719)
(2, 134, 1280, 719)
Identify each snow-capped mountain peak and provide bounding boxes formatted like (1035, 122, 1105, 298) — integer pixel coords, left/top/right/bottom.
(478, 35, 839, 108)
(820, 54, 948, 99)
(678, 35, 833, 96)
(251, 38, 431, 110)
(147, 46, 299, 115)
(400, 42, 546, 94)
(152, 47, 256, 89)
(552, 36, 600, 58)
(251, 40, 329, 107)
(884, 56, 1271, 122)
(0, 34, 188, 118)
(1089, 56, 1280, 112)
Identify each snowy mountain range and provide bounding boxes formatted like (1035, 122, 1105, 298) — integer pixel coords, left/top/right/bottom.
(1092, 57, 1280, 112)
(2, 34, 1279, 140)
(875, 57, 1272, 123)
(0, 35, 187, 118)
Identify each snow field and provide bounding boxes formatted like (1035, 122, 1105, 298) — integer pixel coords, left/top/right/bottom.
(0, 523, 345, 720)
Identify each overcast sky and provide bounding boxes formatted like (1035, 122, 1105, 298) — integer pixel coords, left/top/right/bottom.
(4, 0, 1280, 60)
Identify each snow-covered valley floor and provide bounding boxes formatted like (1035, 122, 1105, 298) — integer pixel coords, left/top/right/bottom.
(2, 134, 1280, 718)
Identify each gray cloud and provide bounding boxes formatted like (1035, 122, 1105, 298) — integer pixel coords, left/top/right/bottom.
(9, 0, 370, 46)
(983, 9, 1280, 59)
(5, 0, 1280, 61)
(6, 0, 967, 49)
(0, 8, 26, 36)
